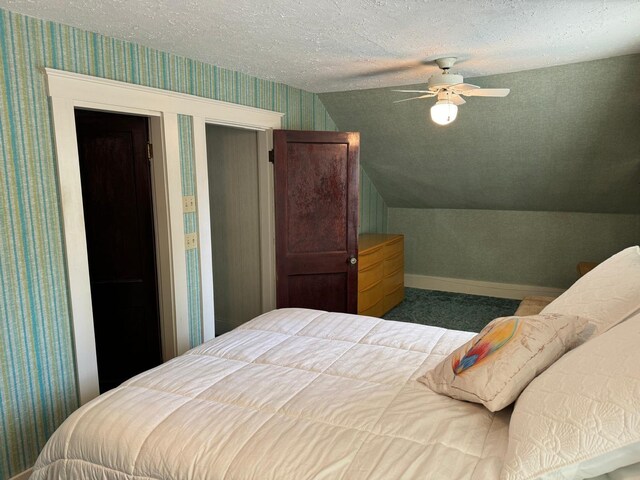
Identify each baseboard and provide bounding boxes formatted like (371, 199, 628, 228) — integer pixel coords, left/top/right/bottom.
(405, 274, 565, 300)
(10, 468, 33, 480)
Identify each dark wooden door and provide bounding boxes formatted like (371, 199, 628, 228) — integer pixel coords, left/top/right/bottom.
(75, 109, 162, 393)
(274, 130, 360, 313)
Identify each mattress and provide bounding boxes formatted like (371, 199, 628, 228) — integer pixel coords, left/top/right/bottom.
(32, 308, 512, 479)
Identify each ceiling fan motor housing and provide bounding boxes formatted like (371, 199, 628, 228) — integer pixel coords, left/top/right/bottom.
(428, 73, 463, 90)
(435, 57, 457, 69)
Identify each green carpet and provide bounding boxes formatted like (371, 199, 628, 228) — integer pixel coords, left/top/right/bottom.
(383, 288, 520, 333)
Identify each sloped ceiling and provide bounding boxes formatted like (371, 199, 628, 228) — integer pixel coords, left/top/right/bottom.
(320, 54, 640, 214)
(2, 2, 638, 214)
(1, 1, 640, 92)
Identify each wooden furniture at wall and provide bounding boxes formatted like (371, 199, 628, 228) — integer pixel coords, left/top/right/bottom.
(358, 234, 404, 317)
(577, 261, 598, 277)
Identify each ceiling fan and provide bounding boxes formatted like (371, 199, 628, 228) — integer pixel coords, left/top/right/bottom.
(393, 57, 510, 126)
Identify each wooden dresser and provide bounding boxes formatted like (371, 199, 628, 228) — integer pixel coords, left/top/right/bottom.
(357, 234, 404, 317)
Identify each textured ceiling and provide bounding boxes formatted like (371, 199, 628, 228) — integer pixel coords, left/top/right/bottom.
(2, 0, 640, 92)
(319, 55, 640, 214)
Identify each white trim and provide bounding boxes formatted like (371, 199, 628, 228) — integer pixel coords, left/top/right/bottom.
(192, 116, 215, 342)
(256, 130, 277, 311)
(265, 131, 277, 310)
(45, 68, 282, 130)
(45, 68, 284, 405)
(405, 274, 565, 300)
(48, 95, 100, 403)
(148, 117, 177, 361)
(74, 99, 161, 118)
(9, 468, 33, 480)
(161, 112, 190, 355)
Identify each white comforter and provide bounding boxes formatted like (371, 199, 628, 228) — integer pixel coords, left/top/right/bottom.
(32, 308, 512, 479)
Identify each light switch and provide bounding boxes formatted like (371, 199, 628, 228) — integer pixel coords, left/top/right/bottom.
(183, 195, 196, 213)
(185, 233, 198, 250)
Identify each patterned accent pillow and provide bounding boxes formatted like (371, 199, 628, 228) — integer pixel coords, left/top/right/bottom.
(419, 313, 588, 412)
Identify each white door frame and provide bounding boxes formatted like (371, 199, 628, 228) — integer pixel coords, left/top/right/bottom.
(45, 69, 283, 405)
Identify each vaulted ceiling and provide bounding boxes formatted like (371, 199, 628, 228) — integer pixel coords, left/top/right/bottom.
(1, 0, 640, 92)
(2, 1, 639, 214)
(320, 55, 640, 213)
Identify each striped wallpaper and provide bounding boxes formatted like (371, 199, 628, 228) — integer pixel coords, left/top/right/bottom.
(0, 7, 340, 478)
(176, 115, 203, 349)
(360, 168, 389, 233)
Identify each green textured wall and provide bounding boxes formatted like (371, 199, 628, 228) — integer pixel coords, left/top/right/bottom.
(320, 55, 640, 214)
(389, 208, 640, 288)
(0, 8, 337, 478)
(359, 168, 388, 233)
(322, 55, 640, 289)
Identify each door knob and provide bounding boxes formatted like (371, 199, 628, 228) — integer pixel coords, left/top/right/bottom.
(349, 256, 357, 265)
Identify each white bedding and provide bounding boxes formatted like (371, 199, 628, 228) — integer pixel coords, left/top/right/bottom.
(32, 308, 512, 479)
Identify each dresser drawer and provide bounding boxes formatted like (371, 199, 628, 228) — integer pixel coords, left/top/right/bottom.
(359, 297, 385, 317)
(358, 233, 405, 317)
(359, 262, 383, 292)
(358, 280, 384, 312)
(383, 268, 404, 294)
(384, 284, 404, 312)
(383, 252, 403, 277)
(358, 245, 384, 271)
(383, 237, 403, 259)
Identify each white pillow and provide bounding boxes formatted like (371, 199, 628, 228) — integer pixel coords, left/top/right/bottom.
(541, 246, 640, 337)
(500, 311, 640, 480)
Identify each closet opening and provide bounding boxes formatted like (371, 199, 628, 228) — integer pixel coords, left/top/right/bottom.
(75, 109, 163, 392)
(206, 125, 264, 335)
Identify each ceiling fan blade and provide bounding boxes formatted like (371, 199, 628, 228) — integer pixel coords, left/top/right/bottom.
(393, 94, 436, 103)
(342, 59, 430, 79)
(450, 94, 466, 105)
(453, 83, 480, 92)
(461, 88, 510, 97)
(391, 89, 432, 93)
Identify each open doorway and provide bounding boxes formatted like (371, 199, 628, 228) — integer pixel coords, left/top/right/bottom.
(206, 125, 263, 334)
(75, 109, 163, 392)
(46, 68, 284, 403)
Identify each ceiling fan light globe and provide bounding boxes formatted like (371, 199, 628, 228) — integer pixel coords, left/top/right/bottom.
(430, 101, 458, 126)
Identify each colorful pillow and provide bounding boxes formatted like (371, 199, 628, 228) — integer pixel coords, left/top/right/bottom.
(419, 313, 587, 412)
(541, 246, 640, 338)
(501, 311, 640, 480)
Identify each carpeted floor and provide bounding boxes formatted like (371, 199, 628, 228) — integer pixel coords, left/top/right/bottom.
(383, 288, 520, 332)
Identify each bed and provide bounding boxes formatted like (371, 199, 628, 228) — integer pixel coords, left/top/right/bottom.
(31, 247, 640, 480)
